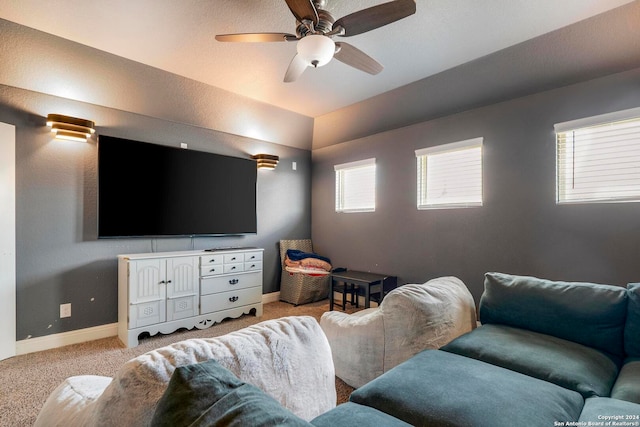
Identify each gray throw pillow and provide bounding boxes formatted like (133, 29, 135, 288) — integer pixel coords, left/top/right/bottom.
(151, 359, 312, 427)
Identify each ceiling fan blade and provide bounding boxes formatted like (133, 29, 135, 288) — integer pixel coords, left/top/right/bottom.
(215, 33, 297, 43)
(334, 0, 416, 37)
(334, 42, 383, 75)
(283, 0, 318, 24)
(284, 54, 308, 82)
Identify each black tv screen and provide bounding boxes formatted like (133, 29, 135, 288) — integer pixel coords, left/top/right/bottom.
(98, 135, 257, 238)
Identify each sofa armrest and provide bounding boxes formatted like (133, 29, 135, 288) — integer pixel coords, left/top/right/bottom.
(320, 309, 384, 388)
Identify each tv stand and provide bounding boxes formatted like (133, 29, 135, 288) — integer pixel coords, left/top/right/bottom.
(117, 248, 264, 347)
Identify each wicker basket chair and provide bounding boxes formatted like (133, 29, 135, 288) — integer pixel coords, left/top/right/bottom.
(279, 239, 331, 306)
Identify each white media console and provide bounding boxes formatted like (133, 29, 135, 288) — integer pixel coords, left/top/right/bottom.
(118, 248, 264, 347)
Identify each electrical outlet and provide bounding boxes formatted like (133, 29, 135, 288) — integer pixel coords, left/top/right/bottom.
(60, 303, 71, 318)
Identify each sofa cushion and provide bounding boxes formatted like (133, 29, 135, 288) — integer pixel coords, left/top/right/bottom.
(310, 402, 411, 427)
(626, 283, 640, 357)
(611, 358, 640, 404)
(579, 397, 640, 424)
(151, 359, 312, 427)
(480, 272, 627, 357)
(350, 349, 584, 427)
(442, 324, 620, 398)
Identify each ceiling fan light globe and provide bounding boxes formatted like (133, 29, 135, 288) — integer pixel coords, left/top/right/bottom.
(297, 35, 335, 67)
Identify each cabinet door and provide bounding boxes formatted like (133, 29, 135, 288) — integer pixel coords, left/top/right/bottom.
(129, 259, 166, 304)
(166, 257, 199, 299)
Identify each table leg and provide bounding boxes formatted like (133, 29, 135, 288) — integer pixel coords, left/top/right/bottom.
(351, 283, 357, 308)
(342, 282, 347, 310)
(364, 281, 371, 309)
(329, 277, 335, 311)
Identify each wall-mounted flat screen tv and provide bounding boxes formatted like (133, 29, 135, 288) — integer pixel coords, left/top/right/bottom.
(98, 135, 257, 238)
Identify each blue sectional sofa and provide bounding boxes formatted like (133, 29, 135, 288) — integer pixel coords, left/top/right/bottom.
(340, 273, 640, 426)
(147, 273, 640, 426)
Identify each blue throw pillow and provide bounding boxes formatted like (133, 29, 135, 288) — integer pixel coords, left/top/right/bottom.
(480, 272, 628, 357)
(151, 359, 312, 427)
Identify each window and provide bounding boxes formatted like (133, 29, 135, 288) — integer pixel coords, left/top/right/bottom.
(416, 138, 483, 209)
(335, 158, 376, 213)
(555, 107, 640, 204)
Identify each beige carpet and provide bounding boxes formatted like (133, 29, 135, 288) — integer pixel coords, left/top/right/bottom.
(0, 300, 358, 427)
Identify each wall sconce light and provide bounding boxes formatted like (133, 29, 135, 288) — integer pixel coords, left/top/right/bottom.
(251, 154, 279, 170)
(46, 114, 95, 142)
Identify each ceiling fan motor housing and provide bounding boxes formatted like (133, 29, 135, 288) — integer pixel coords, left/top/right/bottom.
(296, 3, 335, 37)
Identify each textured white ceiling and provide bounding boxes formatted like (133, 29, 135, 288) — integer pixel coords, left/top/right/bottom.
(0, 0, 635, 117)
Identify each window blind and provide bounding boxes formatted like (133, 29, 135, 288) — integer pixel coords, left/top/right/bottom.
(416, 138, 483, 209)
(335, 158, 376, 213)
(555, 113, 640, 204)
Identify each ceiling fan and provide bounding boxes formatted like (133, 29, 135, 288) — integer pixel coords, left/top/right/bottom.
(215, 0, 416, 82)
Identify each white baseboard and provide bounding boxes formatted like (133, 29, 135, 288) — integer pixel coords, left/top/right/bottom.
(16, 323, 118, 356)
(262, 291, 280, 304)
(16, 292, 282, 355)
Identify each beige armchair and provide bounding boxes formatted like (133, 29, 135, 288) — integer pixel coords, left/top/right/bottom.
(279, 239, 330, 306)
(320, 276, 477, 388)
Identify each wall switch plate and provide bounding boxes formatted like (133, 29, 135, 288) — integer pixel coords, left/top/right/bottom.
(292, 161, 297, 170)
(60, 303, 71, 318)
(180, 143, 188, 149)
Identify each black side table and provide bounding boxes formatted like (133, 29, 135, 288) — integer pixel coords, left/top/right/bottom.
(329, 270, 396, 311)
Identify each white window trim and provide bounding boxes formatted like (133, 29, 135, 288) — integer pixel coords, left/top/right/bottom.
(334, 158, 376, 171)
(335, 158, 376, 213)
(554, 106, 640, 134)
(416, 137, 483, 210)
(415, 137, 483, 157)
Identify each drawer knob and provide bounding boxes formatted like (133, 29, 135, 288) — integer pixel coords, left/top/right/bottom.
(229, 296, 239, 302)
(231, 257, 237, 261)
(210, 268, 216, 272)
(230, 266, 236, 270)
(229, 279, 239, 285)
(209, 259, 216, 263)
(250, 256, 256, 260)
(159, 280, 165, 284)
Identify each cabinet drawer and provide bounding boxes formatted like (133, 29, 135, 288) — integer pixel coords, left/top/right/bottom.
(129, 300, 166, 329)
(244, 261, 262, 272)
(244, 251, 263, 262)
(200, 264, 224, 276)
(201, 287, 261, 314)
(167, 295, 198, 321)
(223, 253, 244, 263)
(200, 255, 223, 266)
(201, 272, 261, 295)
(224, 263, 244, 274)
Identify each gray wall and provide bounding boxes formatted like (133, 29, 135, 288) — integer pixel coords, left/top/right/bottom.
(312, 67, 640, 302)
(1, 85, 311, 340)
(0, 18, 313, 150)
(313, 0, 640, 149)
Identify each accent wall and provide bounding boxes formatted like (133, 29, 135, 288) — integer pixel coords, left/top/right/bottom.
(0, 84, 312, 341)
(311, 67, 640, 301)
